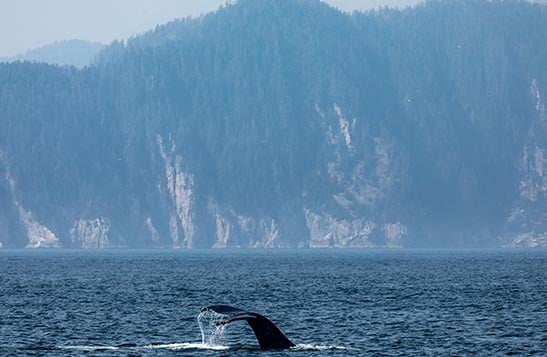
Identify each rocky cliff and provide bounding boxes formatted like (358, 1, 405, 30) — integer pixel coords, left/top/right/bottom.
(0, 0, 546, 248)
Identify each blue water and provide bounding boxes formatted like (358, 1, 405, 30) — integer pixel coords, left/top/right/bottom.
(1, 249, 546, 356)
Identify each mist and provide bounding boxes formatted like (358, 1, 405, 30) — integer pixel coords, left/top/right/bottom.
(0, 0, 423, 57)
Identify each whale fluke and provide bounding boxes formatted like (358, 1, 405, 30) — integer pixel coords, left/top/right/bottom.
(200, 305, 295, 350)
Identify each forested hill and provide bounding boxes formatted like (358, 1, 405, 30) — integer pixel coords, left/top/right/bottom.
(1, 0, 546, 249)
(0, 40, 105, 68)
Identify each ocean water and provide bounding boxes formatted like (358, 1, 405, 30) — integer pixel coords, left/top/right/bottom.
(0, 249, 546, 356)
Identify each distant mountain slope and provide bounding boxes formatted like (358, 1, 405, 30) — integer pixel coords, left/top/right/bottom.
(0, 40, 105, 68)
(0, 0, 546, 248)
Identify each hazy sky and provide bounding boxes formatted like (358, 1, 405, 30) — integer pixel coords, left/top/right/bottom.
(0, 0, 422, 57)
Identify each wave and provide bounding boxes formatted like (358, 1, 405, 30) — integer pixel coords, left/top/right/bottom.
(56, 345, 120, 351)
(293, 343, 348, 351)
(56, 342, 346, 352)
(56, 342, 230, 352)
(143, 343, 229, 350)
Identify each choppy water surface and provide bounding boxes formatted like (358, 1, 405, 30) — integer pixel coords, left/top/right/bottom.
(0, 249, 546, 356)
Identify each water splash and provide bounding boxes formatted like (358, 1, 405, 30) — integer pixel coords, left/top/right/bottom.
(56, 310, 232, 353)
(197, 309, 228, 346)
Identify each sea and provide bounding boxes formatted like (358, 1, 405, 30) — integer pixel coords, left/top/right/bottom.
(0, 249, 546, 356)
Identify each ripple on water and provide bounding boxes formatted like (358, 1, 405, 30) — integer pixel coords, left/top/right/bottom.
(0, 249, 546, 356)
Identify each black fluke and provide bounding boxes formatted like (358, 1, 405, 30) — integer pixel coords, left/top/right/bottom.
(200, 305, 295, 350)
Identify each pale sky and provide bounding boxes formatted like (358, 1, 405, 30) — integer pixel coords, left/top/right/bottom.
(0, 0, 422, 57)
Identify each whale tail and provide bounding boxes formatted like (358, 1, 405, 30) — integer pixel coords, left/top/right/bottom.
(200, 305, 295, 350)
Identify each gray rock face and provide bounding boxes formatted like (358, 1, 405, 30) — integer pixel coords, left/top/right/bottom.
(70, 218, 111, 249)
(501, 79, 547, 247)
